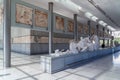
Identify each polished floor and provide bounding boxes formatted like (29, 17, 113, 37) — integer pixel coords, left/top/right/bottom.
(0, 50, 120, 80)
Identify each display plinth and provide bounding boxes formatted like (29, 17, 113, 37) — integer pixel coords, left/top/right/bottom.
(40, 46, 120, 74)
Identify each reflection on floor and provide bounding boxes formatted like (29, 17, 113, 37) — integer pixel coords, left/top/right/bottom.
(0, 50, 120, 80)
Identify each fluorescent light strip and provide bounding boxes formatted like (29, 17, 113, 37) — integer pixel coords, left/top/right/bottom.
(91, 16, 98, 22)
(85, 12, 93, 19)
(107, 26, 116, 31)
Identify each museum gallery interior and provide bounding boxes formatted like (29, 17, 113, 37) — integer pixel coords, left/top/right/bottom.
(0, 0, 120, 80)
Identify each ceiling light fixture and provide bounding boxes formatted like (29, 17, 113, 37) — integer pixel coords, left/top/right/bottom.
(102, 23, 107, 27)
(107, 25, 116, 31)
(99, 20, 104, 26)
(85, 12, 93, 19)
(91, 16, 98, 22)
(78, 6, 82, 11)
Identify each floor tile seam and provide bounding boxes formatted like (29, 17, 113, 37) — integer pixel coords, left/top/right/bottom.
(64, 71, 91, 79)
(55, 71, 73, 80)
(15, 67, 40, 80)
(15, 73, 44, 80)
(12, 62, 39, 67)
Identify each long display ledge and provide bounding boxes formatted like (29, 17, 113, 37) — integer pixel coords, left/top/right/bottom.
(40, 46, 120, 74)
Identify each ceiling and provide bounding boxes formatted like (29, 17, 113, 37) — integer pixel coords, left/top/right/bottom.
(22, 0, 120, 31)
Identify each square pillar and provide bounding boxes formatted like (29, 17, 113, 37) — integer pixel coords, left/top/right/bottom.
(96, 25, 99, 36)
(107, 30, 110, 47)
(87, 20, 91, 36)
(102, 27, 105, 48)
(74, 14, 78, 41)
(3, 0, 11, 67)
(48, 2, 54, 54)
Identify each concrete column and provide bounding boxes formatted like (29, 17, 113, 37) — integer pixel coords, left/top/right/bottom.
(107, 30, 110, 47)
(87, 20, 91, 36)
(103, 27, 105, 47)
(74, 14, 78, 41)
(48, 2, 54, 54)
(3, 0, 11, 67)
(110, 31, 113, 47)
(96, 25, 99, 36)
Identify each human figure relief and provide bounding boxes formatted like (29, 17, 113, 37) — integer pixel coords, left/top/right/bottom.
(16, 4, 33, 25)
(35, 10, 48, 27)
(56, 16, 64, 31)
(68, 21, 74, 32)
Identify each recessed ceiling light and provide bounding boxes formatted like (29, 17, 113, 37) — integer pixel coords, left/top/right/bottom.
(103, 23, 107, 27)
(107, 26, 116, 31)
(78, 6, 82, 11)
(85, 12, 93, 19)
(91, 16, 98, 22)
(99, 21, 104, 25)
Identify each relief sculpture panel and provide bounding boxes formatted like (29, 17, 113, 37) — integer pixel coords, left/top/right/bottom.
(84, 25, 88, 35)
(68, 20, 74, 32)
(55, 16, 64, 31)
(35, 9, 48, 27)
(16, 4, 33, 25)
(78, 24, 83, 34)
(0, 4, 3, 25)
(91, 27, 95, 35)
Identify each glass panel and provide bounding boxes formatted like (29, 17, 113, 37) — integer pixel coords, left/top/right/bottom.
(0, 0, 4, 69)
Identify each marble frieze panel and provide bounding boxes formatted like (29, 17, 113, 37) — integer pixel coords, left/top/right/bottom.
(55, 16, 64, 31)
(68, 20, 74, 32)
(16, 4, 33, 25)
(34, 9, 48, 28)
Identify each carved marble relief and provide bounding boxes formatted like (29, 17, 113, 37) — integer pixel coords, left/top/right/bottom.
(55, 16, 64, 31)
(68, 20, 74, 32)
(91, 27, 95, 35)
(104, 32, 107, 38)
(12, 36, 31, 43)
(99, 31, 103, 37)
(98, 31, 101, 37)
(105, 32, 109, 38)
(78, 24, 83, 34)
(35, 9, 48, 27)
(16, 4, 33, 25)
(32, 36, 71, 43)
(0, 4, 3, 24)
(84, 25, 88, 35)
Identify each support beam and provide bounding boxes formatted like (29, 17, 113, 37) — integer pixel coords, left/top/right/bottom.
(74, 14, 78, 41)
(48, 2, 54, 54)
(3, 0, 11, 67)
(87, 20, 91, 36)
